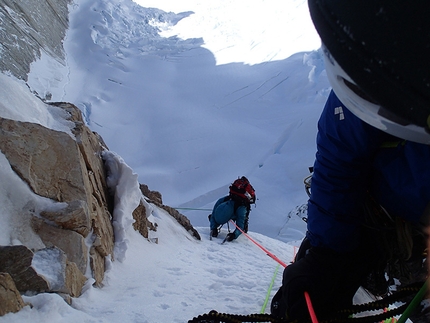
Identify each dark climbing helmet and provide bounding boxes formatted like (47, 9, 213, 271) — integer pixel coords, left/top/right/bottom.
(308, 0, 430, 144)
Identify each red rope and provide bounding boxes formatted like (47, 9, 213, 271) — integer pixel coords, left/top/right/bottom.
(304, 291, 319, 323)
(229, 220, 287, 267)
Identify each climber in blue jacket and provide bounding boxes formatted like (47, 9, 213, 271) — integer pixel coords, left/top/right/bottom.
(307, 91, 430, 254)
(271, 1, 430, 320)
(272, 84, 430, 322)
(209, 177, 255, 242)
(209, 196, 248, 241)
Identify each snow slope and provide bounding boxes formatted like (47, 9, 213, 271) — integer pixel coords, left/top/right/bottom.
(28, 0, 328, 242)
(0, 0, 335, 322)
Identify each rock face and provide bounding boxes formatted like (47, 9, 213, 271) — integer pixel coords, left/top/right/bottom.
(0, 102, 114, 299)
(0, 0, 70, 81)
(0, 246, 50, 293)
(0, 117, 91, 205)
(0, 102, 200, 316)
(0, 273, 25, 316)
(32, 217, 89, 275)
(0, 103, 200, 318)
(0, 0, 202, 316)
(0, 103, 113, 288)
(0, 245, 86, 298)
(139, 184, 201, 240)
(132, 184, 201, 241)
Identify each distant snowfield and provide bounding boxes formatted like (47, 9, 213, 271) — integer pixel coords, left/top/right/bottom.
(54, 0, 326, 242)
(136, 0, 321, 65)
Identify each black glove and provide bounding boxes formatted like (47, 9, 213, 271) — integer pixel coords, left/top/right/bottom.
(226, 233, 235, 242)
(271, 246, 377, 320)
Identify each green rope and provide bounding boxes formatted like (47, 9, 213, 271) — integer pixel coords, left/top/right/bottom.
(397, 280, 428, 323)
(260, 264, 280, 314)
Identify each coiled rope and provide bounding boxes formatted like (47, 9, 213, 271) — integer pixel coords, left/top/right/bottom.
(188, 274, 425, 323)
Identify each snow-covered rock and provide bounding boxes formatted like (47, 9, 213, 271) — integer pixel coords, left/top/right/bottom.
(0, 0, 69, 82)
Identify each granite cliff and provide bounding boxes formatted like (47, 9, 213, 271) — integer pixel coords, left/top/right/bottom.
(0, 0, 199, 316)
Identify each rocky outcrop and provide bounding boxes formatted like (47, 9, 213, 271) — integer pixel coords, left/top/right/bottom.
(132, 200, 158, 239)
(0, 103, 113, 298)
(0, 0, 202, 317)
(161, 205, 201, 240)
(0, 273, 25, 316)
(139, 184, 201, 240)
(32, 247, 87, 297)
(0, 245, 86, 298)
(0, 100, 200, 317)
(0, 246, 50, 293)
(132, 184, 202, 242)
(0, 0, 70, 81)
(32, 217, 89, 275)
(0, 117, 91, 205)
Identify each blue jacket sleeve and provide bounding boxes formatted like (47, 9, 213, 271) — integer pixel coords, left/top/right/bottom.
(306, 90, 392, 253)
